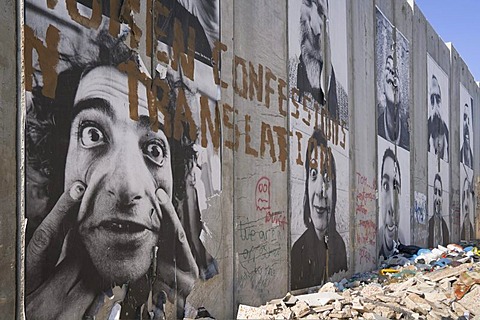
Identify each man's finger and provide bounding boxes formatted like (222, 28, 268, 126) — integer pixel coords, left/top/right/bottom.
(26, 181, 86, 295)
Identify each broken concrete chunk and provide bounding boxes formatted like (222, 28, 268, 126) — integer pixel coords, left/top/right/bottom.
(374, 306, 395, 319)
(404, 293, 431, 315)
(361, 283, 385, 298)
(282, 292, 298, 307)
(296, 292, 343, 307)
(351, 298, 364, 312)
(363, 312, 376, 320)
(290, 300, 311, 318)
(236, 304, 267, 319)
(312, 304, 333, 313)
(458, 284, 480, 316)
(375, 294, 398, 304)
(333, 300, 342, 311)
(318, 282, 337, 293)
(423, 291, 447, 304)
(329, 311, 348, 319)
(425, 263, 473, 282)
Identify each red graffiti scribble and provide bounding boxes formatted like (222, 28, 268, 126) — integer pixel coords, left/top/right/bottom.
(255, 177, 287, 229)
(355, 172, 376, 216)
(255, 177, 271, 211)
(356, 219, 377, 246)
(265, 211, 287, 230)
(359, 247, 374, 265)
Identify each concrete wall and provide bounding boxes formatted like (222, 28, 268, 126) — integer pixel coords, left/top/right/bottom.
(2, 0, 479, 318)
(0, 0, 18, 318)
(348, 0, 377, 273)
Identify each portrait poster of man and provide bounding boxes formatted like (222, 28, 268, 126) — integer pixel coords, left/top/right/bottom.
(427, 154, 450, 248)
(375, 7, 410, 151)
(460, 84, 474, 170)
(460, 167, 475, 241)
(427, 54, 450, 163)
(288, 0, 349, 290)
(377, 138, 410, 260)
(24, 0, 221, 318)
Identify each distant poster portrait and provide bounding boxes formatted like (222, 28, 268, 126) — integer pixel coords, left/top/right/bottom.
(375, 7, 410, 151)
(24, 0, 220, 318)
(460, 167, 475, 241)
(427, 163, 450, 248)
(460, 84, 474, 169)
(427, 55, 450, 162)
(288, 0, 349, 290)
(377, 138, 410, 259)
(459, 84, 474, 241)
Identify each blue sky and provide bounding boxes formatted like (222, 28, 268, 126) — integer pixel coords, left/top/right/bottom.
(415, 0, 480, 81)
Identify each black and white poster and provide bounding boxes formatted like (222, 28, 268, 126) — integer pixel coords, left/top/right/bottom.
(375, 8, 410, 152)
(427, 54, 450, 248)
(460, 84, 475, 241)
(25, 0, 220, 318)
(288, 0, 349, 290)
(375, 7, 410, 260)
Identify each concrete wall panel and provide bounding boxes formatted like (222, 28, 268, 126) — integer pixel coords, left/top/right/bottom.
(349, 0, 378, 273)
(0, 0, 18, 318)
(232, 0, 289, 307)
(410, 3, 429, 246)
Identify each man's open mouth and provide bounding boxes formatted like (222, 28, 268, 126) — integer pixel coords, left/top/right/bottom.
(313, 205, 327, 216)
(99, 220, 148, 234)
(386, 224, 395, 232)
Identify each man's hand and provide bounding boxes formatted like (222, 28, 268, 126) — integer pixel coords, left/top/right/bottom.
(26, 181, 85, 294)
(25, 181, 101, 319)
(152, 188, 199, 317)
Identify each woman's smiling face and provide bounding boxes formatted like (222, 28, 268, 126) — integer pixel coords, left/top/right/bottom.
(308, 145, 332, 239)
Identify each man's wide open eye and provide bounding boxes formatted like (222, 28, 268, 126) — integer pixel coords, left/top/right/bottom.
(143, 140, 166, 166)
(382, 180, 389, 192)
(80, 122, 105, 148)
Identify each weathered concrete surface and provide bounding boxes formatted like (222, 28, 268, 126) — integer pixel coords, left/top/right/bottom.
(0, 0, 18, 318)
(410, 2, 429, 247)
(348, 0, 377, 273)
(232, 0, 289, 307)
(185, 0, 236, 317)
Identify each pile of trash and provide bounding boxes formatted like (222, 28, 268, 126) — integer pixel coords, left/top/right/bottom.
(237, 243, 480, 319)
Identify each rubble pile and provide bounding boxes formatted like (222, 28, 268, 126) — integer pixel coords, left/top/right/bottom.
(237, 244, 480, 319)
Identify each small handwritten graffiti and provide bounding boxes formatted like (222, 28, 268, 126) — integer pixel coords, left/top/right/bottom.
(355, 172, 376, 216)
(237, 217, 283, 291)
(414, 191, 427, 224)
(235, 177, 287, 292)
(355, 172, 377, 267)
(239, 218, 280, 243)
(238, 262, 278, 293)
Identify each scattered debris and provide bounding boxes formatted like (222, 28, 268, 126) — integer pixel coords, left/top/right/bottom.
(236, 242, 480, 319)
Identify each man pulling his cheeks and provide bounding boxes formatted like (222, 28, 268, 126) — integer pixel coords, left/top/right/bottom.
(26, 64, 198, 319)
